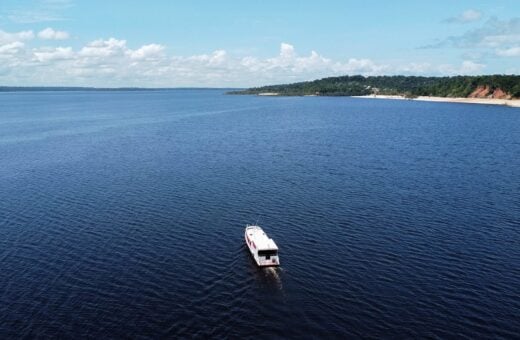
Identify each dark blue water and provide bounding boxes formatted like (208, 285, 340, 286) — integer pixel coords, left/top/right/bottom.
(1, 90, 519, 338)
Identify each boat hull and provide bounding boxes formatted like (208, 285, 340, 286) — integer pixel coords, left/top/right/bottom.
(245, 226, 280, 267)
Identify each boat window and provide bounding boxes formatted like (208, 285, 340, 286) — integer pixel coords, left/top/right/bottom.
(258, 250, 277, 257)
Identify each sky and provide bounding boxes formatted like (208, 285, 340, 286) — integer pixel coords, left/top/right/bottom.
(0, 0, 519, 87)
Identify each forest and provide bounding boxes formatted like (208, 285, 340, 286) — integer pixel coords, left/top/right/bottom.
(229, 75, 520, 98)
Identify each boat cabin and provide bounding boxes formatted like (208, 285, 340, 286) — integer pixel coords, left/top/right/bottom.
(245, 225, 280, 267)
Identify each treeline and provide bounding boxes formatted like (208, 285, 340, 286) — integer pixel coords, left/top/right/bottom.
(229, 75, 520, 98)
(0, 87, 166, 92)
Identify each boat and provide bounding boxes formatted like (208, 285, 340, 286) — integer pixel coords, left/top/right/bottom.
(244, 224, 280, 267)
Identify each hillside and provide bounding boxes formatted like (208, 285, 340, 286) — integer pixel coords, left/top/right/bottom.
(229, 75, 520, 99)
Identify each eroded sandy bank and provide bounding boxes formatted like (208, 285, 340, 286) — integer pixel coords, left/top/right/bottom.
(353, 95, 520, 107)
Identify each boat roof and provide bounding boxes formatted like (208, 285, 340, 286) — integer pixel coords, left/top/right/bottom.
(246, 225, 278, 250)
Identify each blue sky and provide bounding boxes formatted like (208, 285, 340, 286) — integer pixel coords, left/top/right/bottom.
(1, 0, 519, 87)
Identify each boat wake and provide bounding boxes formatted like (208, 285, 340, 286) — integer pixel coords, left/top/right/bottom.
(260, 266, 283, 290)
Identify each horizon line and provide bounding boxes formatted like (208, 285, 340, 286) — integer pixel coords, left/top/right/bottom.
(1, 73, 518, 92)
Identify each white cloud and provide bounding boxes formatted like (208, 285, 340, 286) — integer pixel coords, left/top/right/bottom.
(427, 17, 520, 49)
(481, 34, 520, 48)
(33, 47, 73, 62)
(439, 60, 485, 75)
(232, 43, 387, 80)
(0, 30, 34, 44)
(4, 0, 73, 23)
(280, 42, 295, 59)
(0, 41, 26, 55)
(496, 46, 520, 57)
(444, 9, 482, 24)
(128, 44, 165, 60)
(209, 50, 227, 65)
(461, 10, 482, 22)
(0, 35, 493, 87)
(8, 11, 64, 23)
(336, 58, 388, 74)
(400, 62, 433, 74)
(460, 60, 486, 73)
(38, 27, 70, 40)
(79, 38, 127, 58)
(190, 49, 227, 65)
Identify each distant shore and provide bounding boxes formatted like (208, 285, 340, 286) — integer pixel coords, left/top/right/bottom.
(233, 75, 520, 106)
(353, 95, 520, 107)
(255, 92, 520, 107)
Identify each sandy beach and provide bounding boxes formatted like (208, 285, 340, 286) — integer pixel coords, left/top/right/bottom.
(353, 95, 520, 107)
(258, 92, 279, 96)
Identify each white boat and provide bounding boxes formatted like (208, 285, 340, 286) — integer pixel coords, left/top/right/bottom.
(245, 224, 280, 267)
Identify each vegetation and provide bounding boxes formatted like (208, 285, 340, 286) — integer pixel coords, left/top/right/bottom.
(229, 75, 520, 98)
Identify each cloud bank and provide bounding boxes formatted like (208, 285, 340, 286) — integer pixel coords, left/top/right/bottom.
(0, 28, 492, 87)
(425, 17, 520, 58)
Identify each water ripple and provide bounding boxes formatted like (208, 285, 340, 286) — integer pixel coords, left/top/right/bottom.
(1, 90, 519, 338)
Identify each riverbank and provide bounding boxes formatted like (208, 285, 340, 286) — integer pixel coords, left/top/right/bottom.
(257, 92, 279, 96)
(353, 95, 520, 107)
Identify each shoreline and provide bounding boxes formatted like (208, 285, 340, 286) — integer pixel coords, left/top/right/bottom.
(253, 92, 520, 107)
(352, 94, 520, 107)
(257, 92, 279, 96)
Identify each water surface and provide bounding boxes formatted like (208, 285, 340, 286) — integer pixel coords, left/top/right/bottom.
(1, 90, 519, 338)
